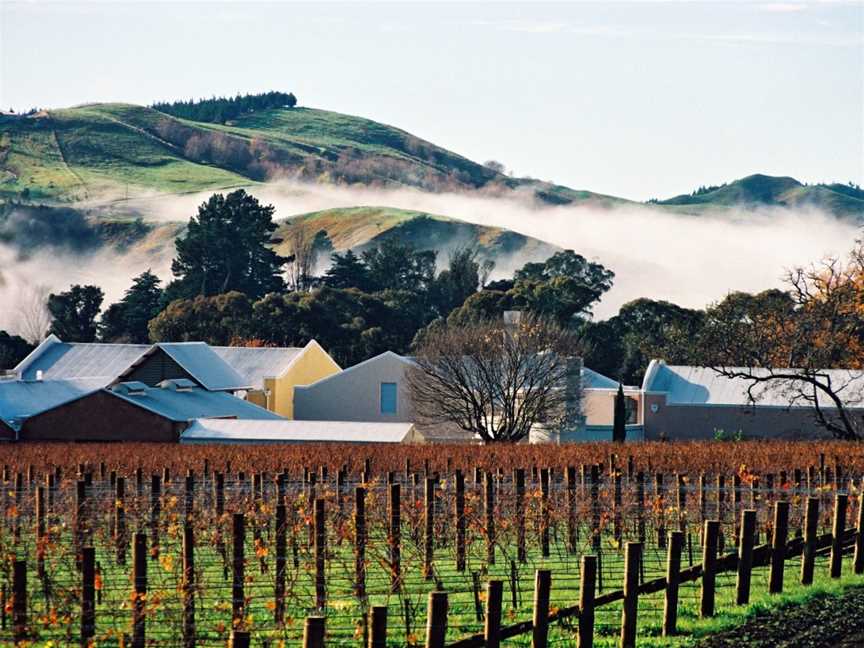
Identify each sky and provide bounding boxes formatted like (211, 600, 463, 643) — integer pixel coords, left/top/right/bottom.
(1, 0, 862, 200)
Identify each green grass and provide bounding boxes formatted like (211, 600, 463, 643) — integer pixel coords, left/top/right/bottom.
(10, 508, 862, 647)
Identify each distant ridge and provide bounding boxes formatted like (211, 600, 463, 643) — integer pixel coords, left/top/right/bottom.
(0, 101, 860, 221)
(656, 174, 863, 220)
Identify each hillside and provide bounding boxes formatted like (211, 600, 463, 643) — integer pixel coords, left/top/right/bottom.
(273, 206, 560, 268)
(0, 103, 622, 207)
(657, 174, 864, 220)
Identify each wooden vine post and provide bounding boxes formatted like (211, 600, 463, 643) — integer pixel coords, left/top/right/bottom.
(315, 498, 327, 610)
(532, 569, 552, 648)
(701, 520, 719, 617)
(620, 542, 642, 648)
(578, 555, 597, 648)
(455, 471, 466, 572)
(663, 530, 684, 636)
(736, 509, 756, 605)
(830, 493, 848, 579)
(768, 501, 789, 594)
(389, 483, 401, 592)
(132, 533, 147, 648)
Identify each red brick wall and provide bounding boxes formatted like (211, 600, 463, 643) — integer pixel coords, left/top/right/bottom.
(20, 391, 179, 442)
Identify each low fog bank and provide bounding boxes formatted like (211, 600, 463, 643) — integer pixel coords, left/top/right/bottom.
(127, 180, 858, 318)
(0, 242, 173, 341)
(1, 180, 858, 339)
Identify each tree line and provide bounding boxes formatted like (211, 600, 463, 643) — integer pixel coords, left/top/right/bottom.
(151, 91, 297, 124)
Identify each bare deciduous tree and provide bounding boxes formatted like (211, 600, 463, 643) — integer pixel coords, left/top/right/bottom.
(15, 283, 52, 344)
(695, 241, 864, 440)
(407, 315, 584, 443)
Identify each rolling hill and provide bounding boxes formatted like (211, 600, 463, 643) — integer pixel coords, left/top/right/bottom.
(656, 174, 864, 220)
(0, 103, 623, 207)
(273, 206, 559, 268)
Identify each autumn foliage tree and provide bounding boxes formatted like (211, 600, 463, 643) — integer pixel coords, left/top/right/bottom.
(694, 241, 864, 440)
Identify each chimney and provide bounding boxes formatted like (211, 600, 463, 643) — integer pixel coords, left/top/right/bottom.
(35, 370, 44, 382)
(561, 356, 585, 440)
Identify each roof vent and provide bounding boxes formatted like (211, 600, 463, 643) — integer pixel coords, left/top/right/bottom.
(158, 378, 197, 392)
(35, 370, 44, 382)
(111, 381, 149, 396)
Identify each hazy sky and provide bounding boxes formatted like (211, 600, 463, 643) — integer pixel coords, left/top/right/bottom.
(2, 0, 862, 200)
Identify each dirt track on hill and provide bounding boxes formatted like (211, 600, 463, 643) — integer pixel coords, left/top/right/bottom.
(694, 586, 864, 648)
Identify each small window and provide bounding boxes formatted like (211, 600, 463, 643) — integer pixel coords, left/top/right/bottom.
(380, 382, 398, 415)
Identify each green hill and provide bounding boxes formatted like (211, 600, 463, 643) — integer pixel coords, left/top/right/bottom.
(0, 103, 622, 207)
(274, 206, 559, 266)
(657, 174, 864, 220)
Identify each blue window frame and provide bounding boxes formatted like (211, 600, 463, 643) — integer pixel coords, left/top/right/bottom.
(380, 382, 398, 415)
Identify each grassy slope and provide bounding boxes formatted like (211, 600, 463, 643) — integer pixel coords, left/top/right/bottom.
(273, 206, 560, 262)
(0, 103, 623, 207)
(658, 174, 864, 220)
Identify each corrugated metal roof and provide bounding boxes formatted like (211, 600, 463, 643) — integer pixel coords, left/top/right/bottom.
(17, 339, 150, 383)
(212, 346, 304, 388)
(0, 378, 104, 431)
(181, 419, 415, 444)
(646, 363, 864, 408)
(108, 383, 283, 422)
(155, 343, 251, 391)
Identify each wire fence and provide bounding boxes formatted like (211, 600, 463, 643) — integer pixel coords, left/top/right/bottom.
(0, 454, 861, 646)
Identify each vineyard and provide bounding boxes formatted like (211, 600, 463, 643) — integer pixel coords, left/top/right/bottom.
(0, 441, 862, 647)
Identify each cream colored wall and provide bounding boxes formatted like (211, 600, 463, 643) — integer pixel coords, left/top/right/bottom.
(584, 389, 643, 425)
(272, 344, 341, 419)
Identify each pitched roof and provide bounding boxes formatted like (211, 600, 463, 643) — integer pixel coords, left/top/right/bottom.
(16, 337, 252, 392)
(582, 367, 619, 389)
(143, 343, 251, 391)
(211, 345, 305, 388)
(15, 335, 150, 384)
(0, 377, 105, 431)
(108, 381, 283, 422)
(181, 419, 415, 444)
(643, 360, 864, 408)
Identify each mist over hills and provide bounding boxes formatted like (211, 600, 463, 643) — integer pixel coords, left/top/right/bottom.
(0, 97, 860, 337)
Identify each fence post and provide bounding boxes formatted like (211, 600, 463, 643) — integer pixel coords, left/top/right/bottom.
(663, 530, 683, 636)
(455, 471, 466, 572)
(355, 486, 367, 600)
(620, 542, 641, 648)
(232, 513, 245, 624)
(830, 493, 848, 578)
(425, 591, 448, 648)
(591, 465, 601, 550)
(132, 533, 147, 648)
(13, 559, 25, 643)
(389, 483, 401, 592)
(656, 472, 666, 548)
(315, 498, 326, 609)
(485, 473, 496, 565)
(701, 520, 719, 617)
(515, 468, 527, 562)
(854, 493, 864, 575)
(801, 496, 819, 585)
(578, 556, 596, 648)
(183, 522, 195, 648)
(540, 468, 550, 558)
(275, 503, 286, 624)
(424, 478, 435, 580)
(150, 474, 161, 560)
(736, 510, 756, 605)
(115, 476, 126, 565)
(484, 580, 503, 648)
(369, 605, 387, 648)
(566, 466, 577, 553)
(303, 616, 325, 648)
(769, 501, 789, 594)
(82, 546, 96, 643)
(610, 471, 622, 545)
(229, 631, 250, 648)
(532, 569, 551, 648)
